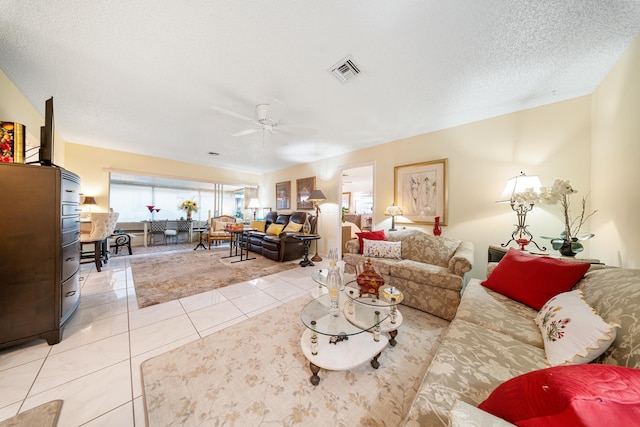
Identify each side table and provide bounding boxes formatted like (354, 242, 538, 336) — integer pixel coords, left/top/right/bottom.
(293, 234, 320, 267)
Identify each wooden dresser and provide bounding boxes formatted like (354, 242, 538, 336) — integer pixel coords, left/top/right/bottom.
(0, 163, 81, 349)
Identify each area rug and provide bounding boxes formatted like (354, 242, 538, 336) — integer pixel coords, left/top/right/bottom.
(0, 400, 62, 427)
(130, 249, 299, 308)
(141, 297, 449, 426)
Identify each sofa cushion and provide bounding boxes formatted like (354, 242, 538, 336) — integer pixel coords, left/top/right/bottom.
(266, 223, 284, 235)
(449, 401, 516, 427)
(387, 229, 460, 267)
(478, 365, 640, 427)
(457, 279, 543, 348)
(391, 260, 461, 292)
(481, 248, 590, 310)
(213, 219, 227, 231)
(282, 221, 303, 233)
(355, 230, 386, 254)
(535, 290, 619, 366)
(575, 268, 640, 368)
(249, 220, 266, 232)
(404, 318, 547, 427)
(362, 239, 402, 259)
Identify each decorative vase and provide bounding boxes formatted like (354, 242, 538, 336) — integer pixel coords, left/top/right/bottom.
(433, 216, 442, 236)
(356, 259, 385, 297)
(302, 215, 311, 234)
(558, 239, 583, 257)
(186, 211, 192, 220)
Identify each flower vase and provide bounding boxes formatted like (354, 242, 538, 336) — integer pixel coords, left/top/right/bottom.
(558, 239, 583, 257)
(433, 216, 442, 236)
(186, 211, 192, 221)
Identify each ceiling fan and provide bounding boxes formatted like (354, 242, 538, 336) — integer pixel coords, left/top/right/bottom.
(210, 99, 290, 138)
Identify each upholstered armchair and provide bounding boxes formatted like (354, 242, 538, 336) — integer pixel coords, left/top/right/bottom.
(207, 215, 236, 248)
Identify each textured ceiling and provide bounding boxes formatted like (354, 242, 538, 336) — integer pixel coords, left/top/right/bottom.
(1, 1, 639, 174)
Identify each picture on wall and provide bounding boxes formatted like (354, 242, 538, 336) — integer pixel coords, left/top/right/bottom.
(296, 176, 316, 210)
(342, 192, 351, 211)
(275, 181, 291, 210)
(394, 158, 448, 225)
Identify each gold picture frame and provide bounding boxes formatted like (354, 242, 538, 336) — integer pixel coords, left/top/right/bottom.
(275, 181, 291, 210)
(342, 192, 351, 211)
(394, 158, 448, 225)
(296, 176, 316, 210)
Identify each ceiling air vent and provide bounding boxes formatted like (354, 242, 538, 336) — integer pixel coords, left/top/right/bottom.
(330, 55, 362, 83)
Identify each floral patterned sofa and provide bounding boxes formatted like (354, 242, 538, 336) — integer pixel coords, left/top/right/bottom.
(402, 255, 640, 426)
(344, 229, 474, 320)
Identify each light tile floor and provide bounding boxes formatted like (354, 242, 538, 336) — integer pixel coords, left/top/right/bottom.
(0, 247, 328, 426)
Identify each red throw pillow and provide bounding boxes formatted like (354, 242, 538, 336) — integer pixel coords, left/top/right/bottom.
(355, 230, 386, 254)
(478, 365, 640, 427)
(481, 248, 589, 310)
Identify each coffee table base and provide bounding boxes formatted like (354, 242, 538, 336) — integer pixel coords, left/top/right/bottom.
(301, 329, 388, 385)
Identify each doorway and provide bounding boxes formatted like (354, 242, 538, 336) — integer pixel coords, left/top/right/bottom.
(339, 164, 374, 255)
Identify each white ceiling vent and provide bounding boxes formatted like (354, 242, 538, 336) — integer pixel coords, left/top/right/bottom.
(330, 55, 362, 83)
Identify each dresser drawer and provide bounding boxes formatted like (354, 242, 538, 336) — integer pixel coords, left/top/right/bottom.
(61, 241, 80, 282)
(61, 274, 80, 324)
(62, 228, 81, 246)
(61, 178, 80, 203)
(62, 203, 81, 216)
(62, 217, 80, 230)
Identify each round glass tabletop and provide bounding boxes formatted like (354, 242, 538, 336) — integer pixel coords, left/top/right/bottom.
(300, 292, 389, 337)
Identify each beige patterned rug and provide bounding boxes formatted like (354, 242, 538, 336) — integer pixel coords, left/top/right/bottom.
(130, 249, 299, 308)
(0, 400, 62, 427)
(141, 297, 449, 426)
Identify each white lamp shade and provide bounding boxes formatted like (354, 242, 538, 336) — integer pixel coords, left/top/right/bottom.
(497, 173, 542, 203)
(384, 205, 403, 216)
(248, 198, 260, 209)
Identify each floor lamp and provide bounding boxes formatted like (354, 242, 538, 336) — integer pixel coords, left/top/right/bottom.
(307, 189, 326, 262)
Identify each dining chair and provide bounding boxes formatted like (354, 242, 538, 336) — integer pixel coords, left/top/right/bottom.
(175, 219, 191, 243)
(148, 220, 168, 245)
(80, 212, 119, 272)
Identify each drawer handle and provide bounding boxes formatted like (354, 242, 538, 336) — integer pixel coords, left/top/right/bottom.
(65, 291, 76, 297)
(65, 257, 76, 262)
(65, 189, 74, 193)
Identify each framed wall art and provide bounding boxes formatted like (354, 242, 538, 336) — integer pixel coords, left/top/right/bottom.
(342, 192, 351, 211)
(275, 181, 291, 210)
(394, 158, 448, 225)
(296, 176, 316, 210)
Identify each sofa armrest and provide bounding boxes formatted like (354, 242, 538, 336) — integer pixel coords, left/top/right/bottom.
(345, 239, 360, 254)
(448, 241, 474, 276)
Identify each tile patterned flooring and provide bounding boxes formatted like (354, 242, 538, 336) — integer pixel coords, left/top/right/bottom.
(0, 244, 327, 426)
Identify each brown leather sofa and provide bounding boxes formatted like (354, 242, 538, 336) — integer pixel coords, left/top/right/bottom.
(245, 211, 316, 262)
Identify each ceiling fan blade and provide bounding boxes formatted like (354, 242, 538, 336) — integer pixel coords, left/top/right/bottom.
(210, 105, 257, 124)
(232, 128, 259, 137)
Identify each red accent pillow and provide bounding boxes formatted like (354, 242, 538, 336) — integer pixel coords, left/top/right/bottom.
(481, 248, 589, 310)
(355, 230, 386, 254)
(478, 365, 640, 427)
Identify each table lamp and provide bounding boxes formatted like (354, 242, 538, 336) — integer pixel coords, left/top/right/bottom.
(384, 204, 403, 231)
(248, 198, 260, 220)
(497, 172, 546, 251)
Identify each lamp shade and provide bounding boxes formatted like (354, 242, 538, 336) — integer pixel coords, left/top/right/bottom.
(248, 198, 260, 209)
(497, 172, 542, 203)
(82, 196, 97, 205)
(307, 189, 326, 202)
(384, 204, 403, 216)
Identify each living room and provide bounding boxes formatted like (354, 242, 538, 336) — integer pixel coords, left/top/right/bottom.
(1, 3, 640, 426)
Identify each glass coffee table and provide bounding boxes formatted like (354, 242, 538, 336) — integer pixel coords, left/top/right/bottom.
(299, 270, 404, 385)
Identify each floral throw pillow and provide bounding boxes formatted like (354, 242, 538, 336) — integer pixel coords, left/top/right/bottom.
(362, 239, 402, 260)
(534, 290, 619, 366)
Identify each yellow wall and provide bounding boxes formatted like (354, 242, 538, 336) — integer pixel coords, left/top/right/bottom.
(591, 34, 640, 268)
(272, 96, 593, 279)
(65, 142, 260, 211)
